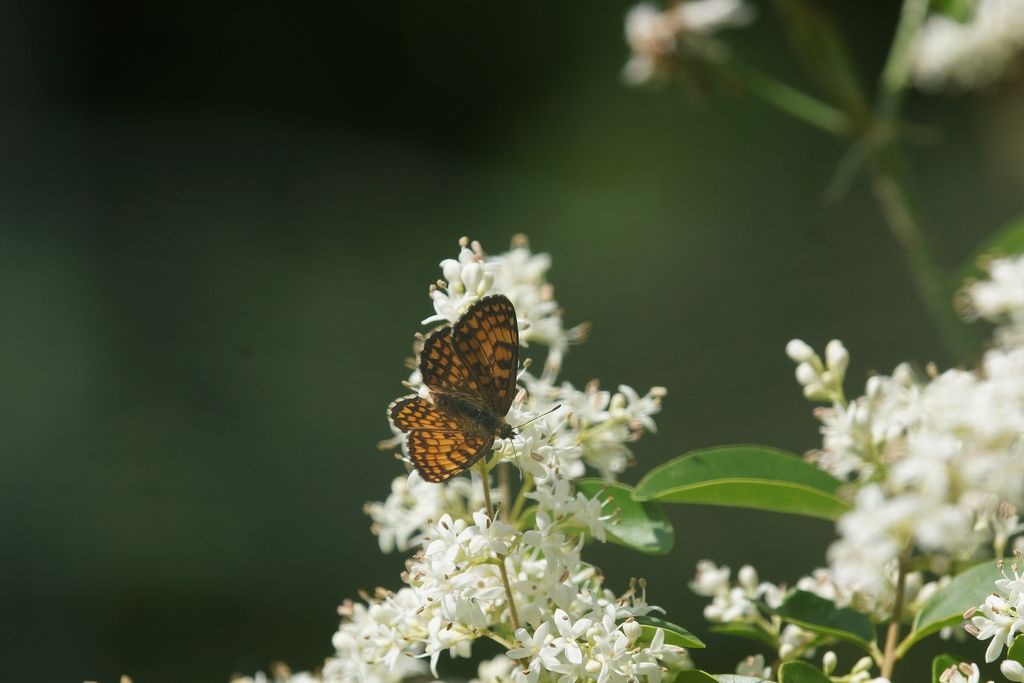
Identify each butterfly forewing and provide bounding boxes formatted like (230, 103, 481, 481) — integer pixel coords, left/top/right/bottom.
(419, 326, 482, 399)
(451, 295, 519, 414)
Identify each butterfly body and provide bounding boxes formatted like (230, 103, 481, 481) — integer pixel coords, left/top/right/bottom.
(388, 294, 520, 483)
(432, 394, 515, 441)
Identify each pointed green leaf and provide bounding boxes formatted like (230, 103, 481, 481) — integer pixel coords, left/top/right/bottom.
(779, 661, 831, 683)
(576, 479, 674, 555)
(903, 560, 1000, 653)
(634, 614, 705, 649)
(932, 654, 960, 683)
(773, 589, 875, 650)
(710, 622, 780, 649)
(1008, 635, 1024, 664)
(633, 445, 848, 521)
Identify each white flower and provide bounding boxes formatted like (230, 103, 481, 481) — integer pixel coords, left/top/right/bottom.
(912, 0, 1024, 92)
(970, 592, 1024, 662)
(939, 661, 987, 683)
(735, 653, 771, 678)
(623, 0, 754, 85)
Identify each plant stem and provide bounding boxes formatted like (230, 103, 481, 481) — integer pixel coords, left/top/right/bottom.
(479, 461, 521, 633)
(865, 0, 975, 360)
(509, 472, 534, 524)
(881, 556, 909, 680)
(723, 60, 852, 136)
(867, 148, 974, 360)
(876, 0, 930, 122)
(498, 462, 510, 522)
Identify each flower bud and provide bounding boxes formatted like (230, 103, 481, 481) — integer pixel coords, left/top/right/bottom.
(1003, 660, 1024, 682)
(795, 362, 817, 386)
(441, 259, 461, 284)
(461, 262, 482, 292)
(786, 339, 816, 363)
(803, 383, 831, 402)
(852, 655, 873, 673)
(737, 565, 758, 591)
(623, 617, 642, 644)
(822, 651, 837, 675)
(825, 340, 849, 377)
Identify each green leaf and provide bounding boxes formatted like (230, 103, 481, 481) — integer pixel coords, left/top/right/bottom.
(932, 654, 960, 683)
(773, 589, 875, 650)
(710, 622, 780, 649)
(903, 560, 1000, 654)
(952, 216, 1024, 291)
(632, 445, 849, 521)
(634, 614, 705, 649)
(779, 661, 831, 683)
(716, 676, 772, 683)
(674, 672, 719, 683)
(1008, 635, 1024, 664)
(772, 0, 870, 120)
(576, 479, 674, 555)
(930, 0, 975, 22)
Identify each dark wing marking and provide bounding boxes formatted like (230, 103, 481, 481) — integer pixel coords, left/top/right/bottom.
(419, 325, 483, 397)
(388, 395, 460, 432)
(406, 430, 495, 483)
(452, 294, 519, 415)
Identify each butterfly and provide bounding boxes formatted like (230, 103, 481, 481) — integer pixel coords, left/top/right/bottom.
(388, 294, 520, 483)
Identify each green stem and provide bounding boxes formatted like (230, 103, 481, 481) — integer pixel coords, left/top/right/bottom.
(876, 0, 931, 122)
(723, 60, 852, 137)
(509, 472, 534, 524)
(867, 148, 975, 359)
(881, 554, 910, 680)
(479, 461, 521, 633)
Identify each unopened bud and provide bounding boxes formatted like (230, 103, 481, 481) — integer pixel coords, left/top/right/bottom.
(1002, 660, 1024, 682)
(737, 565, 758, 591)
(825, 339, 849, 377)
(623, 618, 642, 644)
(822, 651, 837, 675)
(786, 339, 816, 363)
(795, 362, 817, 386)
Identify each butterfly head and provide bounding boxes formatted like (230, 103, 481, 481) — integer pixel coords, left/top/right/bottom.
(497, 423, 515, 440)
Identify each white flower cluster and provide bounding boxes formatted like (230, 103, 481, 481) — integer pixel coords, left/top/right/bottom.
(911, 0, 1024, 92)
(962, 559, 1024, 682)
(230, 663, 321, 683)
(787, 255, 1024, 604)
(330, 237, 679, 681)
(689, 561, 914, 681)
(622, 0, 754, 85)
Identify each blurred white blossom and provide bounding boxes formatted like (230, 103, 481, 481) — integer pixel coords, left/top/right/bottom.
(912, 0, 1024, 92)
(622, 0, 754, 85)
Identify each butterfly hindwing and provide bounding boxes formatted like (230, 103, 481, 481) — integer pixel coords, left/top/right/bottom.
(452, 294, 519, 414)
(388, 395, 460, 432)
(407, 430, 495, 483)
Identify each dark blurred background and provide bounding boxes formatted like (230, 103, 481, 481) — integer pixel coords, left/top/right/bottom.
(2, 1, 1023, 681)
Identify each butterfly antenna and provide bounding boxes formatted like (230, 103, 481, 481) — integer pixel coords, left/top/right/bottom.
(510, 439, 523, 483)
(511, 404, 562, 431)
